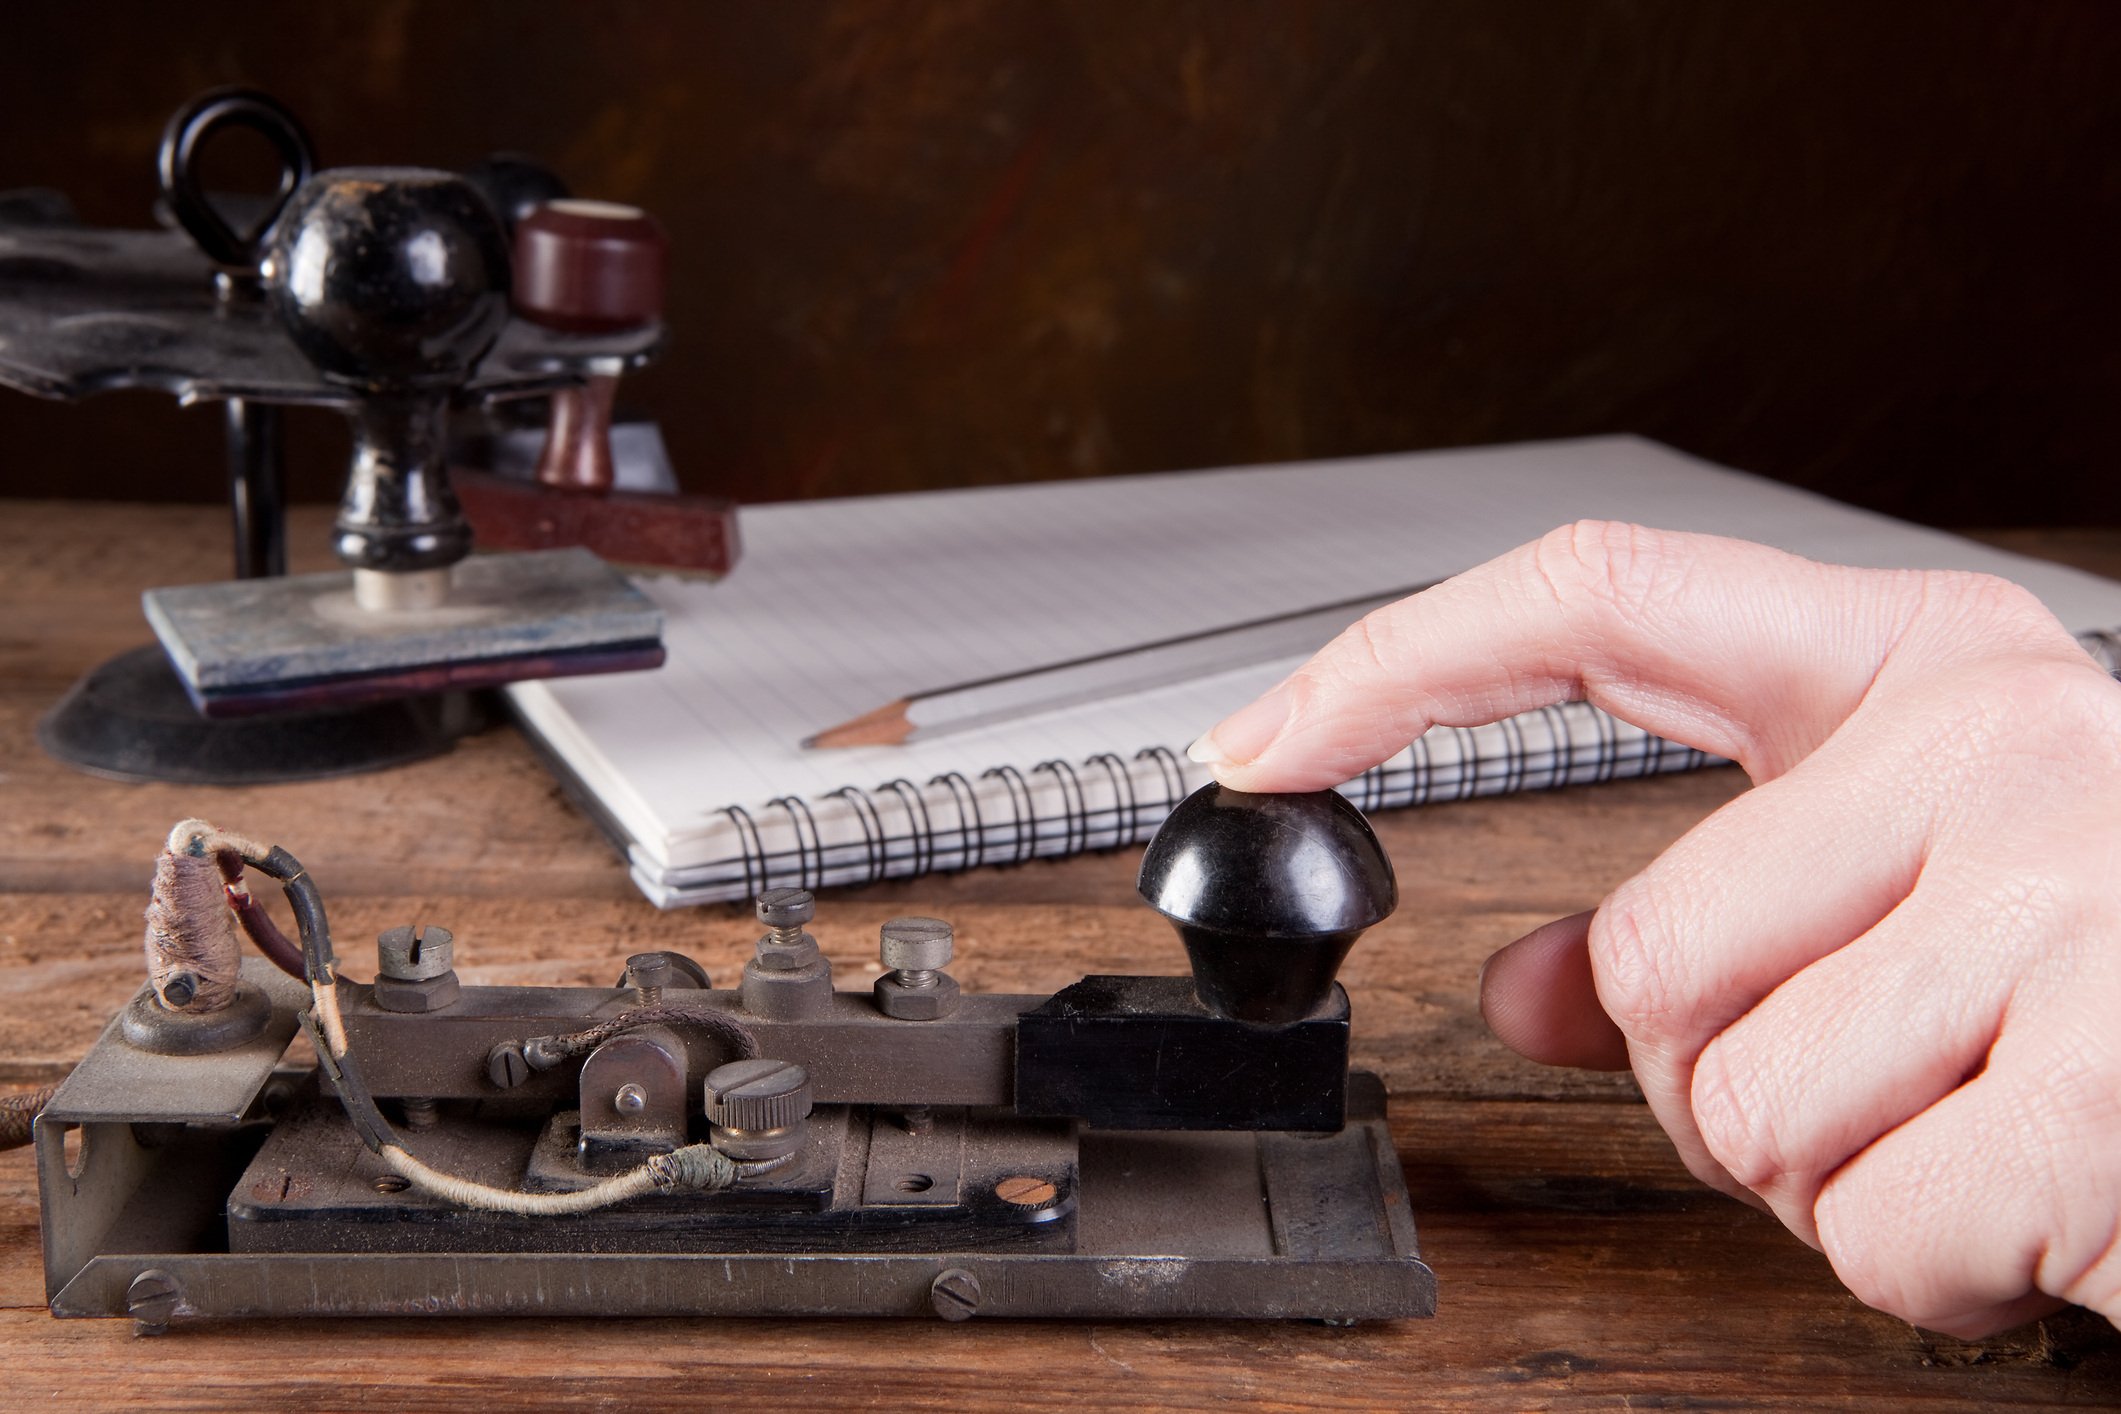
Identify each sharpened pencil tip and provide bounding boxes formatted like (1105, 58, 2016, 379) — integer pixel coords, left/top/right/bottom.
(803, 698, 916, 749)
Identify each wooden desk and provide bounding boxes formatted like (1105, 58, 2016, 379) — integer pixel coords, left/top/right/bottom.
(2, 504, 2116, 1408)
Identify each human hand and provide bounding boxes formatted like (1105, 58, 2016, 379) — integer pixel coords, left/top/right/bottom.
(1187, 522, 2121, 1336)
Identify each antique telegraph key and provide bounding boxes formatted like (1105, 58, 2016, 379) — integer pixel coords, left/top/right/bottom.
(30, 785, 1435, 1325)
(0, 88, 736, 784)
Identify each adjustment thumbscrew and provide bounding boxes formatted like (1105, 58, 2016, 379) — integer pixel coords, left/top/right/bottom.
(756, 887, 815, 948)
(626, 951, 671, 1007)
(703, 1058, 814, 1163)
(879, 916, 953, 989)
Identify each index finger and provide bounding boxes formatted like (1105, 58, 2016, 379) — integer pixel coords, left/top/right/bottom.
(1186, 520, 2046, 792)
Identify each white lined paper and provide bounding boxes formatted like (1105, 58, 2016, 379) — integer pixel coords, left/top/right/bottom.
(506, 436, 2121, 907)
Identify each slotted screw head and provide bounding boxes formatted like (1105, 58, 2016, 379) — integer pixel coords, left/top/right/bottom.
(880, 916, 953, 972)
(486, 1042, 531, 1089)
(756, 888, 815, 929)
(704, 1058, 812, 1131)
(931, 1267, 981, 1321)
(126, 1269, 182, 1326)
(995, 1175, 1060, 1209)
(626, 952, 672, 991)
(377, 925, 454, 981)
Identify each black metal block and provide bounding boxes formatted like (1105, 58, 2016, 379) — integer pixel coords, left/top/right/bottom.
(1013, 975, 1349, 1131)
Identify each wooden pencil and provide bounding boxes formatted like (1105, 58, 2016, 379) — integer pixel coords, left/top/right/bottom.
(803, 580, 1434, 748)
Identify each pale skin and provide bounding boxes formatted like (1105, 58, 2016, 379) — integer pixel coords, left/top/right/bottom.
(1187, 521, 2121, 1337)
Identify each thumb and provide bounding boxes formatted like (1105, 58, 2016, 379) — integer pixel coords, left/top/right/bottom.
(1186, 521, 2030, 792)
(1480, 911, 1631, 1070)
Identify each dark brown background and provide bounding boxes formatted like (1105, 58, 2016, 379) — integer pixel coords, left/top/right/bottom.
(2, 0, 2117, 525)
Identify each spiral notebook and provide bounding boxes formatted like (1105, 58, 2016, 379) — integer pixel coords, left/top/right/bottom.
(505, 436, 2121, 907)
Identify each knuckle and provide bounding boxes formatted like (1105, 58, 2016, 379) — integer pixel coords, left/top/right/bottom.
(1530, 520, 1688, 624)
(1814, 1174, 1922, 1319)
(1689, 1038, 1787, 1192)
(1902, 571, 2083, 671)
(1898, 654, 2121, 797)
(1921, 571, 2057, 641)
(1587, 878, 1688, 1035)
(1330, 611, 1400, 686)
(1976, 1049, 2121, 1315)
(1982, 653, 2112, 721)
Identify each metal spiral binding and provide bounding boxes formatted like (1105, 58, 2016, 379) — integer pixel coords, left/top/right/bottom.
(826, 785, 887, 885)
(767, 795, 823, 891)
(1086, 752, 1136, 850)
(879, 778, 935, 876)
(1033, 758, 1088, 857)
(928, 771, 985, 870)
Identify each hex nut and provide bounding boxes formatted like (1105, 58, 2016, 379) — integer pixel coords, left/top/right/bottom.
(372, 970, 462, 1014)
(879, 916, 953, 973)
(756, 887, 815, 930)
(376, 925, 454, 982)
(754, 930, 821, 972)
(874, 970, 961, 1021)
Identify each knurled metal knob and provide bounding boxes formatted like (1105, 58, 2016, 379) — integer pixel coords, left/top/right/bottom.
(704, 1058, 812, 1132)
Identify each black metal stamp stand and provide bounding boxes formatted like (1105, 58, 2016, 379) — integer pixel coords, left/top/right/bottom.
(3, 88, 664, 783)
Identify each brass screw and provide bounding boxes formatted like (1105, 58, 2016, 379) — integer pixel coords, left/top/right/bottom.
(994, 1175, 1059, 1209)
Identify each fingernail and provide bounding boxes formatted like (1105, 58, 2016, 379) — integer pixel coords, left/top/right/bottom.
(1189, 681, 1297, 768)
(1184, 733, 1227, 766)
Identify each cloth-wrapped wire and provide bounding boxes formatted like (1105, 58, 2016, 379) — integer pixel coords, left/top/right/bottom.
(143, 820, 304, 1010)
(0, 1084, 57, 1152)
(521, 1004, 759, 1072)
(244, 836, 750, 1215)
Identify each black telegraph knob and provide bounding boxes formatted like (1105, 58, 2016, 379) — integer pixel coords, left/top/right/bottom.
(1138, 783, 1396, 1026)
(264, 166, 511, 391)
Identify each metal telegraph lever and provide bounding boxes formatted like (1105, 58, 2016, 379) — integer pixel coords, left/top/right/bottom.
(30, 795, 1433, 1326)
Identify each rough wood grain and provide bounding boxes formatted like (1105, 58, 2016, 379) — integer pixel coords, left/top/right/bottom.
(0, 505, 2115, 1407)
